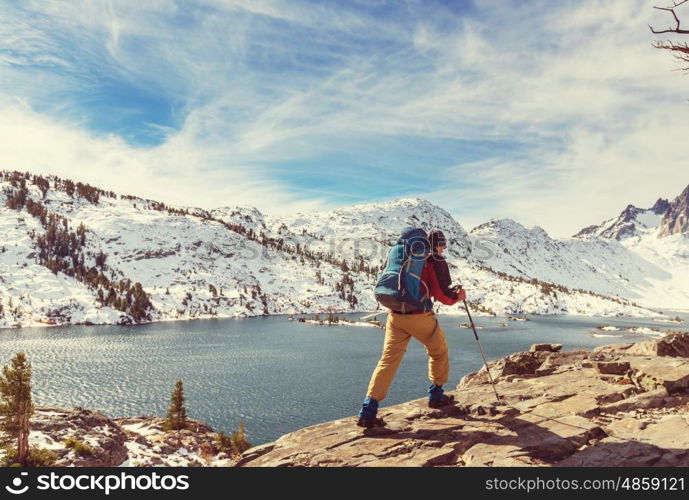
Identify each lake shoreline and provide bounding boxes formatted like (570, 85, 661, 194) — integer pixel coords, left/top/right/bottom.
(0, 306, 678, 332)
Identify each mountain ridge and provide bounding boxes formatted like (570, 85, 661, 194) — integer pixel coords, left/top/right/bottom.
(573, 185, 689, 241)
(1, 170, 684, 329)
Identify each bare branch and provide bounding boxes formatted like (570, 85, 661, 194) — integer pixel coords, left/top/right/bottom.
(649, 26, 689, 33)
(650, 1, 689, 70)
(650, 0, 689, 33)
(653, 40, 689, 64)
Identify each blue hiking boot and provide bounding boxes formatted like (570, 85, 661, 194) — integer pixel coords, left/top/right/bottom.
(356, 396, 386, 428)
(428, 384, 455, 409)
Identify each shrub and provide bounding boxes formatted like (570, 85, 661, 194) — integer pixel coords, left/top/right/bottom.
(215, 431, 233, 454)
(215, 423, 252, 457)
(2, 445, 58, 467)
(231, 423, 251, 454)
(64, 436, 94, 457)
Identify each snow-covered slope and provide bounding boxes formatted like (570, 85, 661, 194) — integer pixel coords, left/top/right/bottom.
(0, 171, 677, 329)
(265, 198, 473, 266)
(621, 232, 689, 309)
(264, 202, 658, 318)
(0, 172, 379, 328)
(469, 219, 670, 304)
(463, 184, 689, 310)
(569, 184, 689, 309)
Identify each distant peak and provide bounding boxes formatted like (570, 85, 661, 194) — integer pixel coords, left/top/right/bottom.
(470, 218, 524, 234)
(336, 197, 446, 214)
(391, 197, 434, 206)
(619, 204, 642, 221)
(679, 184, 689, 200)
(651, 198, 670, 215)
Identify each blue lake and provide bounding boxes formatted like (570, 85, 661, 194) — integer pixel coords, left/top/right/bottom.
(0, 312, 687, 445)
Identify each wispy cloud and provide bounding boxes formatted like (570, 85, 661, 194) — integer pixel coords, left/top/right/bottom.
(0, 0, 687, 236)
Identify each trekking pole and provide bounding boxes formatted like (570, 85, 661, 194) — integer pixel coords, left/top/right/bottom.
(462, 300, 501, 404)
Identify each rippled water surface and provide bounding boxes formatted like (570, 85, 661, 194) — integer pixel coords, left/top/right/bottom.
(1, 312, 686, 444)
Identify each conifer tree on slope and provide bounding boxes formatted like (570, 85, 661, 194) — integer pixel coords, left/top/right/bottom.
(164, 379, 188, 442)
(0, 352, 34, 466)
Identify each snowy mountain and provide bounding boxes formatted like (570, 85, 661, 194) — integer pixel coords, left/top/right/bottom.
(574, 199, 670, 241)
(470, 218, 656, 298)
(0, 171, 680, 329)
(0, 171, 380, 328)
(466, 185, 689, 311)
(568, 184, 689, 309)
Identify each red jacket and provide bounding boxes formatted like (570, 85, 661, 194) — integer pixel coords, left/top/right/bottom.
(422, 260, 460, 306)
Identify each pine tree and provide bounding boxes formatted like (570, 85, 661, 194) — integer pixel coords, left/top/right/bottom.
(163, 380, 188, 433)
(0, 352, 35, 466)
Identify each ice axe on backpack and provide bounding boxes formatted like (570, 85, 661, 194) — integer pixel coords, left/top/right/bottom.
(461, 298, 501, 404)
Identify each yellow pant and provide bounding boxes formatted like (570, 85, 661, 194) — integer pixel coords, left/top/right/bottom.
(366, 311, 449, 401)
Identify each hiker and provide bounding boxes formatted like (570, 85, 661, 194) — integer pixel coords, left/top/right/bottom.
(357, 228, 466, 428)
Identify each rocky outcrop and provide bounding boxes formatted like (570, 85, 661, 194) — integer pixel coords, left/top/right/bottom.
(114, 416, 235, 467)
(652, 198, 671, 216)
(29, 407, 129, 467)
(11, 407, 237, 467)
(659, 185, 689, 237)
(237, 332, 689, 467)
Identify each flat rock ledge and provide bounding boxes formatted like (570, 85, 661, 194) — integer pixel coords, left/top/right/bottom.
(237, 332, 689, 467)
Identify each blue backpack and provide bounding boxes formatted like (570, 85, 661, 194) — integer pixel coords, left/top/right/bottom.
(374, 227, 432, 313)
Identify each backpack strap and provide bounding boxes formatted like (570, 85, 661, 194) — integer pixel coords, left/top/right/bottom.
(407, 270, 422, 280)
(398, 257, 410, 291)
(420, 278, 429, 303)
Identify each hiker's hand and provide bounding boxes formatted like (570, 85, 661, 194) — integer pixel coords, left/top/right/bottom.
(456, 288, 466, 302)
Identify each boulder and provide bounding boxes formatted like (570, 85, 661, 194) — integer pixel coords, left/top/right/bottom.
(530, 343, 563, 352)
(627, 332, 689, 357)
(459, 351, 550, 387)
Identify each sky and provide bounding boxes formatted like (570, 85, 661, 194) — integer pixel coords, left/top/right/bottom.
(1, 0, 688, 237)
